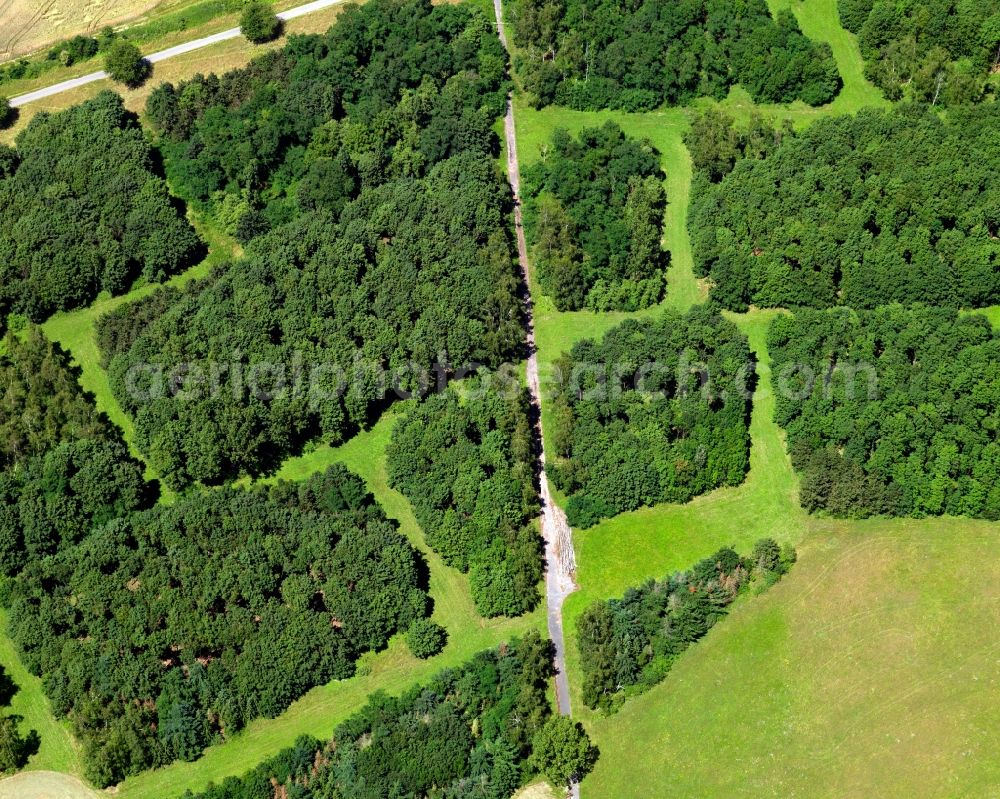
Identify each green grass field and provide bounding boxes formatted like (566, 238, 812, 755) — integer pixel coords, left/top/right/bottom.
(508, 3, 1000, 795)
(584, 516, 1000, 798)
(0, 610, 81, 776)
(2, 0, 990, 793)
(763, 0, 887, 117)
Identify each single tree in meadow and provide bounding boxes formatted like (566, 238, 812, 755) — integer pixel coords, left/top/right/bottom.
(241, 2, 281, 44)
(406, 619, 447, 659)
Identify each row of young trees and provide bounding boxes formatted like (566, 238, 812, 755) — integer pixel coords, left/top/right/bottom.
(0, 26, 117, 87)
(387, 386, 542, 617)
(548, 307, 752, 528)
(508, 0, 840, 110)
(0, 92, 203, 332)
(577, 540, 794, 711)
(183, 632, 597, 799)
(841, 0, 1000, 104)
(770, 306, 1000, 519)
(689, 103, 1000, 311)
(522, 122, 668, 311)
(2, 5, 279, 91)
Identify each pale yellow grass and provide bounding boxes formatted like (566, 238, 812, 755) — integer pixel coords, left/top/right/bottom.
(514, 781, 563, 799)
(0, 0, 162, 61)
(0, 770, 97, 799)
(0, 2, 348, 143)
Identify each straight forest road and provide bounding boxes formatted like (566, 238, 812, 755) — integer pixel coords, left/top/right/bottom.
(492, 1, 581, 796)
(9, 0, 344, 108)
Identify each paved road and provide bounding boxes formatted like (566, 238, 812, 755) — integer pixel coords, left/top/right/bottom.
(10, 0, 343, 108)
(493, 0, 581, 796)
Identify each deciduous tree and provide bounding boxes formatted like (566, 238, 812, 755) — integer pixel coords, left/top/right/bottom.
(103, 39, 149, 86)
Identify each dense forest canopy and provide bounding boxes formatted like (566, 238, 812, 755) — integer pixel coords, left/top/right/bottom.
(770, 306, 1000, 519)
(548, 307, 752, 528)
(0, 437, 151, 576)
(840, 0, 1000, 103)
(4, 464, 428, 786)
(690, 104, 1000, 311)
(183, 633, 594, 799)
(387, 387, 542, 617)
(0, 92, 202, 330)
(0, 329, 114, 469)
(0, 329, 150, 574)
(578, 540, 793, 710)
(105, 152, 522, 489)
(100, 0, 524, 489)
(508, 0, 841, 110)
(147, 0, 509, 240)
(522, 122, 667, 311)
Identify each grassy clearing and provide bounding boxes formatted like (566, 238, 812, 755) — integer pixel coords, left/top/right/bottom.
(116, 411, 544, 799)
(765, 0, 886, 116)
(0, 610, 82, 776)
(583, 516, 1000, 798)
(705, 0, 888, 128)
(40, 211, 235, 496)
(562, 309, 807, 719)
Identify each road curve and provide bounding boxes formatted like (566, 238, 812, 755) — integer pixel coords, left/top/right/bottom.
(492, 0, 581, 795)
(10, 0, 344, 109)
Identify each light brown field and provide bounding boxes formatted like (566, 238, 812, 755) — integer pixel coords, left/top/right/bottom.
(514, 782, 562, 799)
(0, 0, 165, 61)
(0, 771, 97, 799)
(0, 1, 347, 144)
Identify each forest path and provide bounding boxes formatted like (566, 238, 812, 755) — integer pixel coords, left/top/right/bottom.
(493, 1, 581, 796)
(9, 0, 345, 108)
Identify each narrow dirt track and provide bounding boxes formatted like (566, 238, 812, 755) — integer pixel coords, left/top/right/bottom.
(492, 1, 581, 795)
